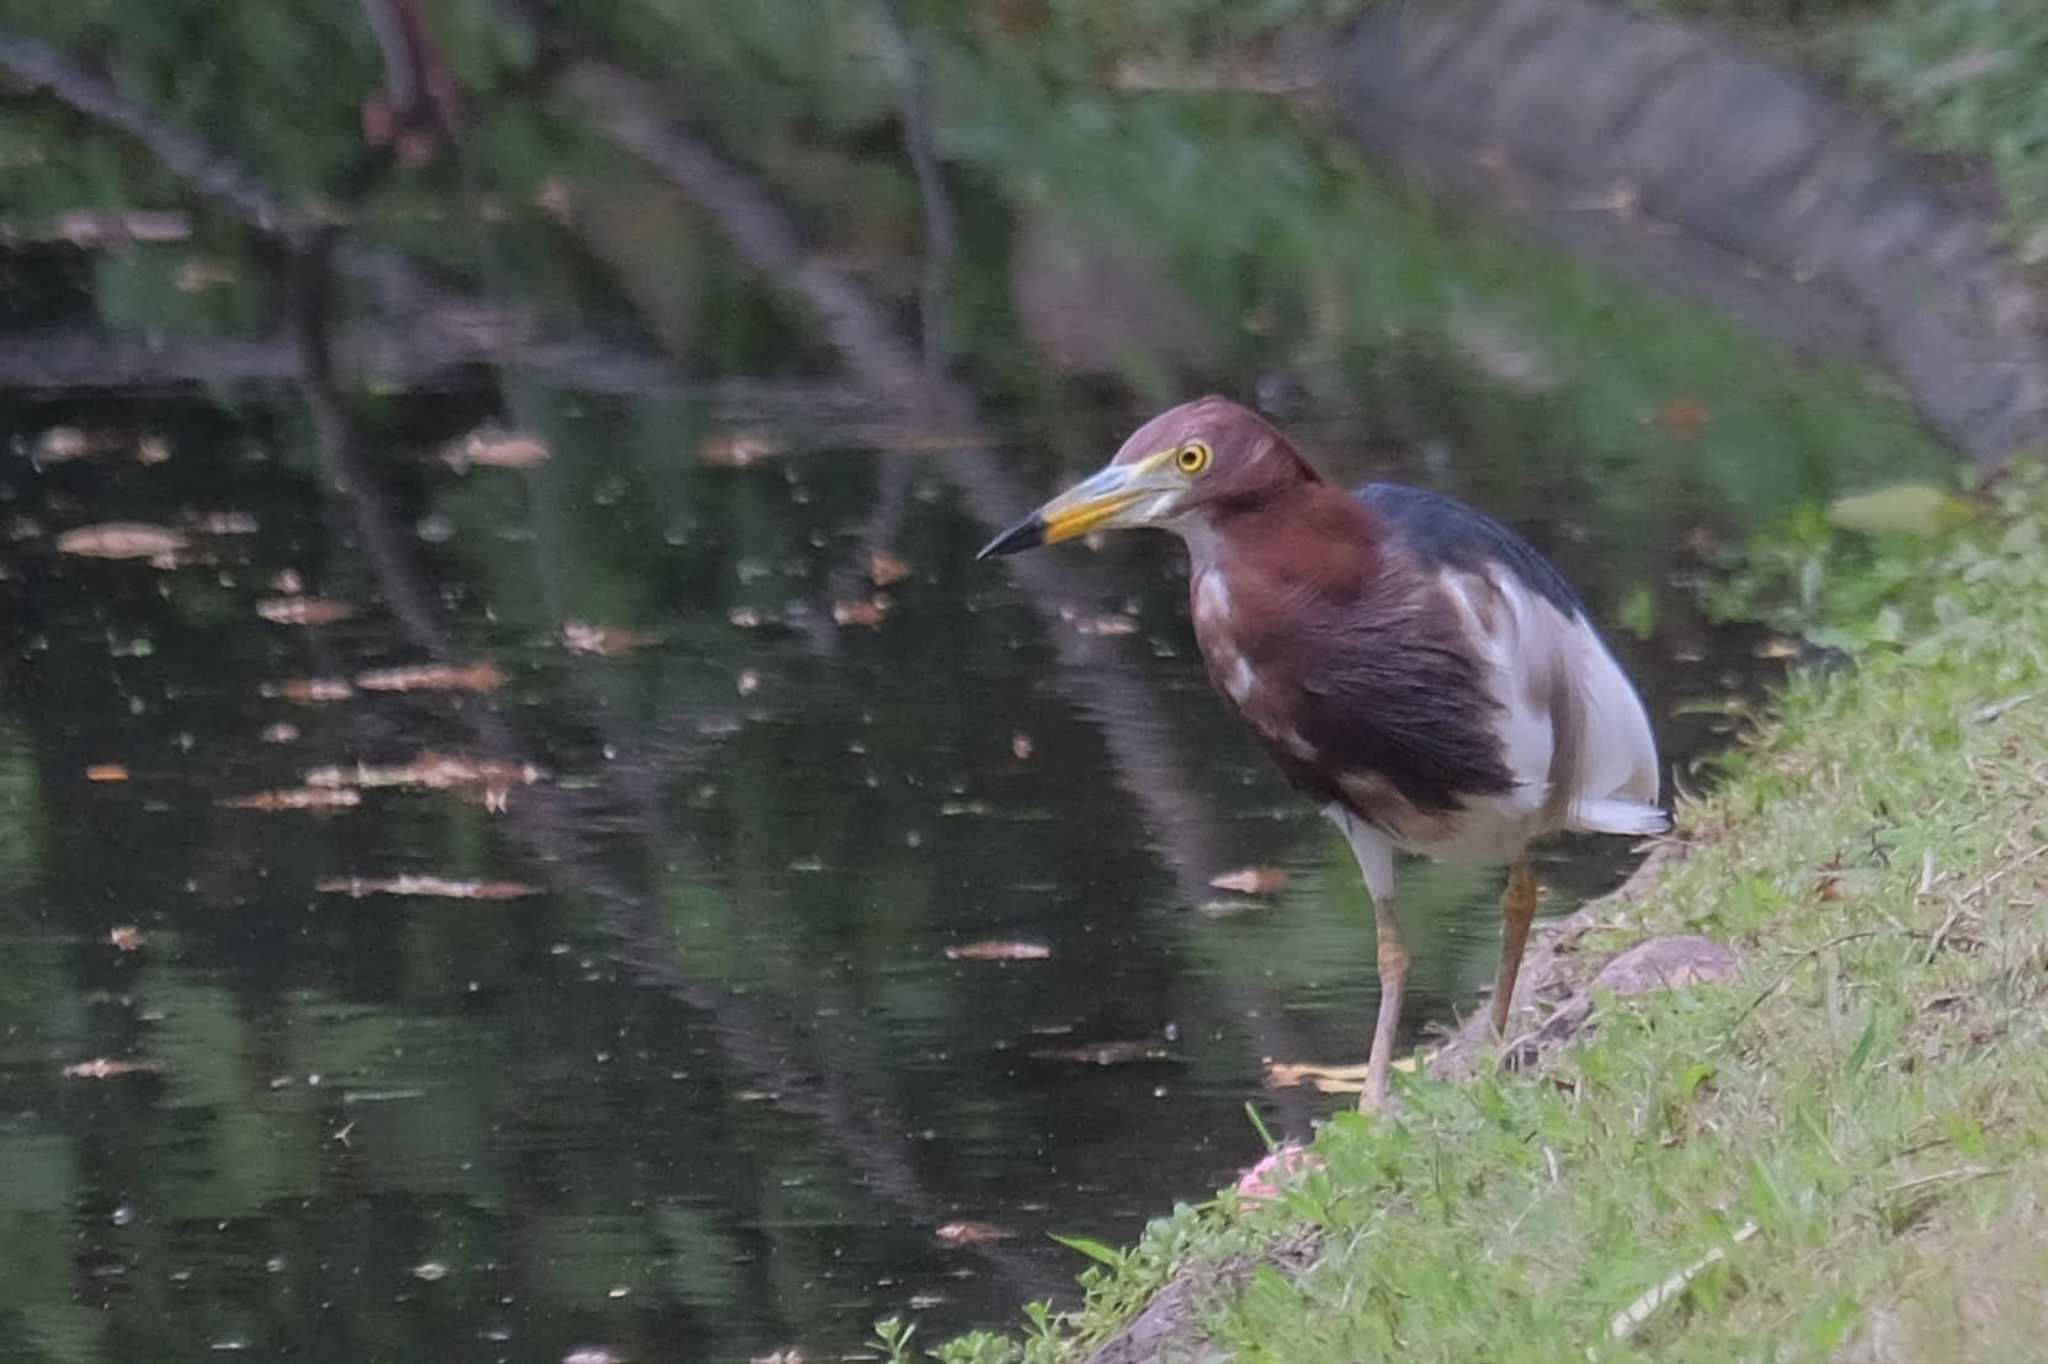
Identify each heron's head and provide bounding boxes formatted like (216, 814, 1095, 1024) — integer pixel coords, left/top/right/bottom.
(977, 396, 1320, 558)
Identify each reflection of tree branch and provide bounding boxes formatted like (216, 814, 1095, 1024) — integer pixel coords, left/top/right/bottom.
(876, 0, 957, 376)
(281, 237, 1068, 1306)
(0, 31, 303, 237)
(548, 45, 1316, 1131)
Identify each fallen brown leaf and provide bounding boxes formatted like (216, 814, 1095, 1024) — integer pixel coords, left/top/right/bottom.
(444, 427, 550, 471)
(1075, 613, 1139, 636)
(316, 875, 538, 900)
(261, 722, 301, 744)
(1210, 866, 1291, 895)
(737, 669, 761, 696)
(108, 926, 143, 951)
(945, 941, 1051, 961)
(256, 596, 355, 626)
(303, 752, 543, 795)
(1029, 1041, 1172, 1066)
(868, 549, 912, 587)
(56, 523, 188, 560)
(727, 606, 763, 629)
(1011, 731, 1035, 760)
(219, 787, 363, 812)
(831, 596, 889, 628)
(935, 1221, 1011, 1247)
(267, 677, 355, 704)
(135, 435, 171, 465)
(85, 764, 130, 782)
(63, 1057, 160, 1079)
(1264, 1058, 1414, 1092)
(561, 621, 656, 655)
(697, 431, 783, 467)
(34, 427, 95, 463)
(355, 662, 506, 694)
(193, 510, 259, 535)
(174, 258, 237, 292)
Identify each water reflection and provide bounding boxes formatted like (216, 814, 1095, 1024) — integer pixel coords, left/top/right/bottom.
(0, 4, 1956, 1360)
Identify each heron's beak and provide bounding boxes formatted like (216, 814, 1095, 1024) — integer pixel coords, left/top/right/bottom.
(977, 452, 1180, 559)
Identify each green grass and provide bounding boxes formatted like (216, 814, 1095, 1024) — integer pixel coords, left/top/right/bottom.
(919, 467, 2048, 1361)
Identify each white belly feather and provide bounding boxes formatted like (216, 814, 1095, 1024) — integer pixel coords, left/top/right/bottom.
(1424, 568, 1664, 863)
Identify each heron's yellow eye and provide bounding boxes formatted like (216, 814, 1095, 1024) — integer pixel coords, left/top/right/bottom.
(1175, 441, 1211, 474)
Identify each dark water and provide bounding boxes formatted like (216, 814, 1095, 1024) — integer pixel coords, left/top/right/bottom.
(0, 8, 1954, 1361)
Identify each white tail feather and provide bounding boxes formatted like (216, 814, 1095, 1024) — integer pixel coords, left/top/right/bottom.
(1569, 798, 1671, 837)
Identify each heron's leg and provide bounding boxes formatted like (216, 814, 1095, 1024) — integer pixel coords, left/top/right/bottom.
(1490, 856, 1538, 1038)
(1324, 807, 1405, 1114)
(1361, 890, 1409, 1115)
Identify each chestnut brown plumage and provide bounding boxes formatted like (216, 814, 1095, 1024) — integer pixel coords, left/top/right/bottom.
(980, 396, 1668, 1113)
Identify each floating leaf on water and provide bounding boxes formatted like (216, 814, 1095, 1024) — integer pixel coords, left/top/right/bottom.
(1011, 731, 1035, 760)
(411, 1262, 448, 1282)
(267, 677, 354, 704)
(443, 427, 550, 471)
(355, 662, 506, 694)
(1075, 613, 1139, 636)
(173, 258, 237, 292)
(1210, 866, 1290, 895)
(1029, 1041, 1172, 1066)
(135, 435, 171, 465)
(750, 1350, 806, 1364)
(219, 787, 362, 812)
(56, 523, 188, 560)
(47, 209, 190, 245)
(1828, 484, 1976, 536)
(34, 427, 94, 463)
(303, 752, 543, 795)
(727, 606, 763, 629)
(1264, 1058, 1414, 1092)
(934, 1221, 1010, 1247)
(108, 926, 143, 951)
(946, 941, 1051, 961)
(868, 549, 911, 587)
(697, 431, 783, 467)
(831, 596, 889, 628)
(193, 510, 258, 535)
(256, 596, 355, 626)
(270, 569, 305, 595)
(315, 875, 537, 900)
(1755, 636, 1802, 660)
(562, 1349, 626, 1364)
(261, 722, 301, 744)
(85, 764, 130, 782)
(736, 669, 761, 696)
(561, 621, 655, 655)
(63, 1057, 160, 1079)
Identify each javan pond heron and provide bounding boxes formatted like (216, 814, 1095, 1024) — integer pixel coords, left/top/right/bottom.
(980, 397, 1668, 1113)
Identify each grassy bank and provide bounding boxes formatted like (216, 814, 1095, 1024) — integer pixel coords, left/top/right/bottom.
(905, 468, 2048, 1363)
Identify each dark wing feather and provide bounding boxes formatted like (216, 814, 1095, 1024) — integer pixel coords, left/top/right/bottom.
(1270, 596, 1515, 816)
(1356, 483, 1584, 619)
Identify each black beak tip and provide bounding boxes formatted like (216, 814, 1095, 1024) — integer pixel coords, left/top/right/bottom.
(977, 515, 1046, 560)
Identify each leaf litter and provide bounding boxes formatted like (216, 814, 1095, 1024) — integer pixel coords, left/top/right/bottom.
(219, 787, 363, 812)
(945, 941, 1051, 961)
(441, 427, 551, 471)
(1210, 866, 1291, 895)
(56, 524, 188, 560)
(316, 875, 538, 901)
(355, 662, 506, 694)
(256, 596, 356, 626)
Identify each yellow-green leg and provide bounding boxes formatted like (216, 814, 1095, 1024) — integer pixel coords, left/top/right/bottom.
(1360, 892, 1410, 1114)
(1491, 857, 1538, 1038)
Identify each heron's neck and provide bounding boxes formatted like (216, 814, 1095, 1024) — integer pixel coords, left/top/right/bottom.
(1185, 482, 1384, 593)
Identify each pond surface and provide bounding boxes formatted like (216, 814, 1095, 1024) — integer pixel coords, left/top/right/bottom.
(0, 7, 1955, 1361)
